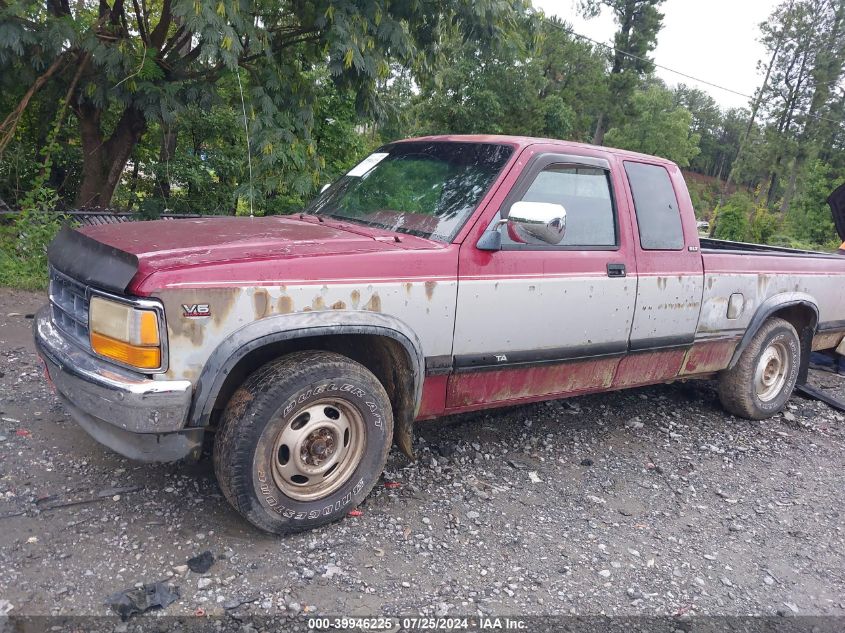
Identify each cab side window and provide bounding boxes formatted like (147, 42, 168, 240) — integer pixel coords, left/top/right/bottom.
(624, 161, 685, 250)
(501, 165, 617, 248)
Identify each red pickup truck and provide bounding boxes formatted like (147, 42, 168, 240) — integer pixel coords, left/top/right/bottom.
(35, 135, 845, 534)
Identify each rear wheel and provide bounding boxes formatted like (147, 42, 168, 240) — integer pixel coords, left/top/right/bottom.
(718, 317, 801, 419)
(213, 351, 393, 534)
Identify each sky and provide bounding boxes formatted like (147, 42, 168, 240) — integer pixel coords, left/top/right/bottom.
(533, 0, 783, 110)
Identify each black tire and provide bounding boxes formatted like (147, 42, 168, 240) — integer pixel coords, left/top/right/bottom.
(718, 317, 801, 420)
(213, 350, 393, 534)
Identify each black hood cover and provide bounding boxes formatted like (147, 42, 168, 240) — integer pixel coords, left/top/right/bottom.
(47, 225, 139, 293)
(828, 181, 845, 242)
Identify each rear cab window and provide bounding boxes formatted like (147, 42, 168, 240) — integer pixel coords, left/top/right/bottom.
(624, 161, 685, 250)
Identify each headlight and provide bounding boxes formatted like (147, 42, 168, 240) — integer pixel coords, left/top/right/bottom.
(89, 296, 161, 369)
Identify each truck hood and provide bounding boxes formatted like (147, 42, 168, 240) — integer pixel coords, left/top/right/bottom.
(49, 215, 435, 293)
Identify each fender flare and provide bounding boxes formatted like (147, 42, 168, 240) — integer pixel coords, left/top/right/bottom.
(727, 292, 819, 370)
(187, 311, 425, 448)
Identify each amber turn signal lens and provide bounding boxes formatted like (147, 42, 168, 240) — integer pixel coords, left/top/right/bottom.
(90, 332, 161, 369)
(138, 310, 160, 346)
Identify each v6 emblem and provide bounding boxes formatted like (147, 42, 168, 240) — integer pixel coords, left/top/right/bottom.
(182, 304, 210, 317)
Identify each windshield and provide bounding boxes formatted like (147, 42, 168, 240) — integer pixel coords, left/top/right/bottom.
(306, 141, 514, 242)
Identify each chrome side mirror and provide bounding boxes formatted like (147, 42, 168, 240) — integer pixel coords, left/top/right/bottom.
(507, 201, 567, 245)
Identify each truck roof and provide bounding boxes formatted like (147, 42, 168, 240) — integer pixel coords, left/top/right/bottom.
(393, 134, 678, 167)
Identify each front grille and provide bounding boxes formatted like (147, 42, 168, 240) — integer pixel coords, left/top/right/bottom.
(49, 267, 90, 348)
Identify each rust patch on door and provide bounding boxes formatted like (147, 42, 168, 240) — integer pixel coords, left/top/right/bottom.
(331, 300, 347, 310)
(446, 358, 618, 408)
(312, 295, 326, 310)
(350, 289, 361, 309)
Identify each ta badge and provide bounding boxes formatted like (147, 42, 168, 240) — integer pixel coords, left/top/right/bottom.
(182, 303, 210, 318)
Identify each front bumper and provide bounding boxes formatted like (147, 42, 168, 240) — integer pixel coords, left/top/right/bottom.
(33, 306, 202, 462)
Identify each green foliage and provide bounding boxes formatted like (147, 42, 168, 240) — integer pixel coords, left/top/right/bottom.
(413, 16, 608, 142)
(1, 0, 843, 289)
(711, 191, 784, 245)
(0, 185, 64, 290)
(747, 205, 780, 245)
(604, 83, 700, 166)
(581, 0, 665, 143)
(0, 0, 524, 209)
(712, 193, 751, 242)
(0, 99, 70, 289)
(684, 174, 723, 220)
(340, 159, 451, 217)
(787, 160, 840, 249)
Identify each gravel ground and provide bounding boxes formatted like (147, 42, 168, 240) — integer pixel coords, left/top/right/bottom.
(1, 288, 845, 623)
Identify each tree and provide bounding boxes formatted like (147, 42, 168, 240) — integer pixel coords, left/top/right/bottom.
(746, 0, 845, 210)
(413, 15, 608, 142)
(413, 16, 544, 137)
(604, 83, 700, 166)
(580, 0, 665, 145)
(673, 85, 722, 176)
(534, 17, 609, 141)
(787, 159, 840, 247)
(713, 193, 752, 241)
(0, 0, 521, 208)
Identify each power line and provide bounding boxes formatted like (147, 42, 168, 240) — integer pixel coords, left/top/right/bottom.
(544, 18, 844, 127)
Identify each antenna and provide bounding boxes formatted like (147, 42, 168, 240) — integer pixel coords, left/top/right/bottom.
(235, 66, 254, 218)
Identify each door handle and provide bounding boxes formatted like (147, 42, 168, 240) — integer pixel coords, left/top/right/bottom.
(607, 263, 626, 278)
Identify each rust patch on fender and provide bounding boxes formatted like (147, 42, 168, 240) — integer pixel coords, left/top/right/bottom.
(757, 274, 770, 294)
(363, 293, 381, 312)
(424, 281, 437, 300)
(253, 288, 271, 318)
(312, 296, 326, 311)
(331, 300, 347, 310)
(680, 339, 739, 375)
(181, 320, 205, 346)
(277, 295, 294, 314)
(613, 349, 685, 387)
(156, 287, 241, 346)
(404, 282, 413, 296)
(350, 289, 361, 309)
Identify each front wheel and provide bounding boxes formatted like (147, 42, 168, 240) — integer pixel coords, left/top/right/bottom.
(213, 351, 393, 534)
(718, 317, 801, 419)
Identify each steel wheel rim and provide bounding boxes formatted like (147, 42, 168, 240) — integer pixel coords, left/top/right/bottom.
(754, 340, 790, 402)
(270, 398, 366, 502)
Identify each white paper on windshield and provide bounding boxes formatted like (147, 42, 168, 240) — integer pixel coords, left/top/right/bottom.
(346, 152, 389, 177)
